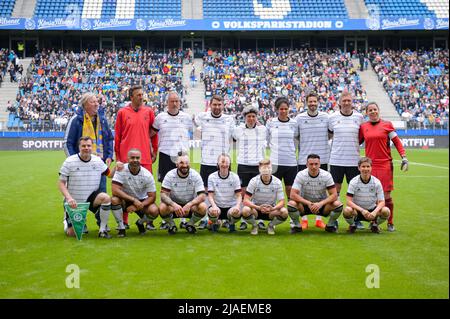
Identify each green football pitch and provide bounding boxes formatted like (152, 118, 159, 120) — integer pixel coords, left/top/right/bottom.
(0, 149, 448, 299)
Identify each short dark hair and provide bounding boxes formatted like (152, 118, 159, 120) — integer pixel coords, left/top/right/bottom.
(306, 154, 321, 161)
(78, 136, 93, 146)
(274, 97, 289, 110)
(305, 91, 319, 103)
(210, 95, 224, 103)
(129, 85, 142, 99)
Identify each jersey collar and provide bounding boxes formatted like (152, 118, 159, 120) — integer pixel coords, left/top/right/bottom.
(308, 171, 320, 178)
(78, 154, 91, 163)
(168, 110, 180, 117)
(130, 167, 141, 176)
(177, 169, 189, 179)
(260, 175, 273, 185)
(218, 171, 230, 179)
(277, 117, 290, 122)
(359, 175, 372, 184)
(340, 110, 354, 117)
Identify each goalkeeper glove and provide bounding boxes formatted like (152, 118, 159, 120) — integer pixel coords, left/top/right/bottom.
(401, 157, 409, 172)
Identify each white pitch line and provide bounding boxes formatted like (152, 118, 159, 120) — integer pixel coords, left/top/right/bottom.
(396, 175, 448, 178)
(393, 160, 449, 170)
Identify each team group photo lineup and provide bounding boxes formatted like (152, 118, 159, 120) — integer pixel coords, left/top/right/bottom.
(0, 0, 448, 302)
(59, 86, 409, 238)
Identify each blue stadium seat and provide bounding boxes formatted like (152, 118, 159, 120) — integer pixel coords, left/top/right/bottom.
(202, 0, 349, 19)
(33, 0, 181, 19)
(0, 0, 16, 17)
(364, 0, 448, 18)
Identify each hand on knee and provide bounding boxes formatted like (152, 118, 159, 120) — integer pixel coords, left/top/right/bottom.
(343, 207, 353, 218)
(381, 207, 390, 218)
(287, 200, 297, 208)
(111, 196, 121, 206)
(198, 203, 208, 214)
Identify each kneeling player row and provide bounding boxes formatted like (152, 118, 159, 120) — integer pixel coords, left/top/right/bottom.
(62, 148, 389, 238)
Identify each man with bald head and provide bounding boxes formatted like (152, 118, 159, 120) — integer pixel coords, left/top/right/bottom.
(159, 153, 207, 235)
(111, 148, 159, 236)
(151, 91, 193, 230)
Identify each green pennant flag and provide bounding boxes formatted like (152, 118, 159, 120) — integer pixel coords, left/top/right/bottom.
(64, 202, 89, 241)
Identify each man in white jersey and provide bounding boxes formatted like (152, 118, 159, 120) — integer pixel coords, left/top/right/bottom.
(151, 91, 193, 183)
(287, 154, 343, 234)
(111, 149, 159, 236)
(328, 91, 364, 229)
(58, 136, 121, 239)
(296, 92, 330, 230)
(159, 153, 207, 235)
(195, 95, 235, 186)
(233, 106, 268, 231)
(242, 159, 288, 235)
(194, 95, 235, 229)
(207, 154, 242, 232)
(151, 91, 193, 230)
(344, 157, 390, 233)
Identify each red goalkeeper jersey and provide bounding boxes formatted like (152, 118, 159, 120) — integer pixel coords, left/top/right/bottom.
(360, 120, 406, 164)
(114, 103, 158, 171)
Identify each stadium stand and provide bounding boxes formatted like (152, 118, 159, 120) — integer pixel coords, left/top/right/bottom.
(33, 0, 181, 19)
(203, 0, 348, 19)
(34, 0, 85, 18)
(202, 49, 366, 124)
(370, 49, 449, 129)
(8, 49, 186, 131)
(365, 0, 449, 18)
(0, 0, 16, 17)
(5, 47, 448, 131)
(134, 0, 181, 19)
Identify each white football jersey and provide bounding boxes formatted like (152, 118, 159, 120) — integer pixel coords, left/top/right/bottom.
(112, 164, 156, 200)
(153, 111, 193, 157)
(328, 111, 363, 167)
(194, 112, 235, 166)
(161, 168, 205, 205)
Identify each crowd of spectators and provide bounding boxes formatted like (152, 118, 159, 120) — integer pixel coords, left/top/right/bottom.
(4, 47, 449, 131)
(371, 49, 449, 130)
(202, 48, 368, 124)
(8, 48, 186, 131)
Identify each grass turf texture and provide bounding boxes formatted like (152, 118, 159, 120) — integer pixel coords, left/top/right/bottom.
(0, 149, 448, 298)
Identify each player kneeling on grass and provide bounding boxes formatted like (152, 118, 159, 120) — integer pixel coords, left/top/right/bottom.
(242, 159, 288, 235)
(287, 154, 343, 234)
(111, 148, 159, 236)
(343, 157, 390, 234)
(159, 153, 208, 234)
(207, 154, 242, 232)
(59, 136, 122, 239)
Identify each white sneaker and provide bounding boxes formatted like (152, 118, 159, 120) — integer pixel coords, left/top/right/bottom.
(250, 225, 258, 235)
(267, 224, 275, 235)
